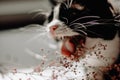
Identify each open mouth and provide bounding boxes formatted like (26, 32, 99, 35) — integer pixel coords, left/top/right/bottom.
(61, 36, 86, 60)
(49, 25, 86, 60)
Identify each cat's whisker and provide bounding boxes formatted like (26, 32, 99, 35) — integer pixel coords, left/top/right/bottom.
(71, 23, 104, 37)
(115, 14, 120, 19)
(67, 0, 70, 8)
(85, 29, 103, 38)
(74, 29, 87, 36)
(82, 18, 119, 26)
(69, 22, 104, 38)
(69, 23, 87, 29)
(25, 48, 47, 60)
(62, 17, 69, 24)
(62, 2, 69, 9)
(70, 16, 100, 24)
(66, 0, 73, 8)
(27, 32, 47, 43)
(69, 0, 73, 8)
(36, 27, 47, 32)
(85, 23, 116, 27)
(114, 20, 120, 22)
(83, 20, 100, 25)
(114, 15, 120, 22)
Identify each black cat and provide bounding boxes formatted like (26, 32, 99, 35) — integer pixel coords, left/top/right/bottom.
(45, 0, 120, 79)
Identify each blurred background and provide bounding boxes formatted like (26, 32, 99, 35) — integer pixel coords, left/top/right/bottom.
(0, 0, 51, 30)
(0, 0, 58, 76)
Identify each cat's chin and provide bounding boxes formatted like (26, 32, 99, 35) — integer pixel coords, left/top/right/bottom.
(60, 36, 86, 61)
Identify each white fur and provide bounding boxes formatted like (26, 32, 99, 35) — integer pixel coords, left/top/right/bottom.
(109, 0, 120, 13)
(78, 32, 120, 80)
(45, 1, 120, 80)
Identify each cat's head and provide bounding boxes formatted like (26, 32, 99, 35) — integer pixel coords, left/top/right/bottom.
(46, 0, 119, 59)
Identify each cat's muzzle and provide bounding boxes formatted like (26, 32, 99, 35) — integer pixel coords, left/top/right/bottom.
(49, 24, 86, 61)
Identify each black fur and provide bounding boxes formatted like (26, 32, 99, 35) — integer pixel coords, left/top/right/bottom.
(49, 0, 119, 40)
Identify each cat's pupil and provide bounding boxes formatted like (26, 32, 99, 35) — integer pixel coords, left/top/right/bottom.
(72, 12, 76, 15)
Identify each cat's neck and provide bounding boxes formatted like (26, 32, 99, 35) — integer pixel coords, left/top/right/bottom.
(80, 32, 119, 67)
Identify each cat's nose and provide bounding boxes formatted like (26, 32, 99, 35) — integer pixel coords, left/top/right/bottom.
(49, 25, 58, 36)
(50, 25, 58, 32)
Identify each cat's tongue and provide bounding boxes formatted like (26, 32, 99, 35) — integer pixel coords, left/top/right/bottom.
(61, 38, 75, 57)
(61, 38, 85, 59)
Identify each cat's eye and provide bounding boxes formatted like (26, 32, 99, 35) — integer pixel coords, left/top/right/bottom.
(72, 12, 76, 15)
(71, 3, 85, 10)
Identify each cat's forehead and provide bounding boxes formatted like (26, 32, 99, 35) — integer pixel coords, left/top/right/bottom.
(50, 0, 112, 9)
(50, 0, 84, 3)
(50, 0, 114, 19)
(50, 0, 84, 7)
(51, 0, 85, 12)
